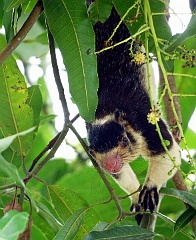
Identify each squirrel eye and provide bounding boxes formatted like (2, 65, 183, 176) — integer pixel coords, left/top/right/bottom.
(122, 137, 129, 147)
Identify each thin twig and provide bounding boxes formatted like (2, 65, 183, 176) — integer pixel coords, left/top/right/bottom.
(28, 113, 79, 172)
(24, 127, 69, 184)
(0, 0, 43, 64)
(91, 26, 150, 55)
(28, 132, 61, 172)
(47, 24, 70, 121)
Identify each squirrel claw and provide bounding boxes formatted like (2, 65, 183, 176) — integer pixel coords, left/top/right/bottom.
(138, 185, 159, 213)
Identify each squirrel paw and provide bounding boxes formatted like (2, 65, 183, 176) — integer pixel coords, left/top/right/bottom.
(138, 185, 159, 213)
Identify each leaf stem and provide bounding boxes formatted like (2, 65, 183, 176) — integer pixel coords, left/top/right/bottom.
(92, 26, 150, 55)
(108, 0, 141, 43)
(0, 183, 16, 191)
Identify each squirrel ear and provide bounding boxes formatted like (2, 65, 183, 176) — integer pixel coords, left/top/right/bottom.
(114, 109, 125, 122)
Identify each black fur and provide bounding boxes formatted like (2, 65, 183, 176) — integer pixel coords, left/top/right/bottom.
(88, 121, 124, 153)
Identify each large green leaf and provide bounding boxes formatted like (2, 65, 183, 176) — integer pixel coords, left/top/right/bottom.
(43, 0, 98, 122)
(33, 199, 62, 233)
(173, 207, 196, 237)
(48, 185, 101, 239)
(0, 34, 34, 157)
(0, 210, 29, 240)
(84, 225, 159, 240)
(160, 187, 196, 209)
(54, 207, 87, 240)
(31, 224, 48, 240)
(56, 166, 135, 225)
(22, 192, 58, 240)
(88, 0, 112, 24)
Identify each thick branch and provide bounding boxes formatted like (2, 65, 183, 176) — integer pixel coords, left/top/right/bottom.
(0, 0, 43, 64)
(159, 69, 188, 192)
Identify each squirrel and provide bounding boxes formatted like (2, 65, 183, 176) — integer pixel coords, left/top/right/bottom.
(86, 6, 181, 223)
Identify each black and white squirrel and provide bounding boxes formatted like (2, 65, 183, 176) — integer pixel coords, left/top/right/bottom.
(86, 5, 181, 222)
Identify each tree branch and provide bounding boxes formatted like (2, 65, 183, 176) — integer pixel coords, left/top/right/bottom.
(160, 70, 196, 237)
(0, 0, 43, 64)
(159, 70, 188, 191)
(46, 23, 70, 121)
(28, 114, 79, 172)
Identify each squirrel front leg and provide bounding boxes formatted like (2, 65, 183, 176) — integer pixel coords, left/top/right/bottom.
(138, 140, 181, 213)
(113, 163, 140, 211)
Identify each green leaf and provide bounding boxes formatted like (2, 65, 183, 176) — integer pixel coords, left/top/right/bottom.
(113, 0, 172, 53)
(33, 199, 62, 233)
(54, 207, 87, 240)
(160, 187, 196, 209)
(0, 127, 36, 153)
(31, 224, 48, 240)
(92, 222, 108, 231)
(43, 0, 98, 122)
(40, 114, 57, 126)
(181, 128, 196, 150)
(173, 207, 196, 237)
(0, 155, 24, 186)
(0, 1, 4, 28)
(2, 0, 15, 42)
(24, 191, 57, 239)
(84, 225, 158, 240)
(56, 166, 131, 223)
(35, 32, 48, 45)
(0, 210, 29, 240)
(0, 34, 34, 157)
(88, 0, 112, 24)
(165, 9, 196, 52)
(6, 0, 29, 11)
(48, 185, 101, 239)
(27, 85, 43, 126)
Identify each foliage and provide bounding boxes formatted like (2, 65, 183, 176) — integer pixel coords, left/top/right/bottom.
(0, 0, 195, 239)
